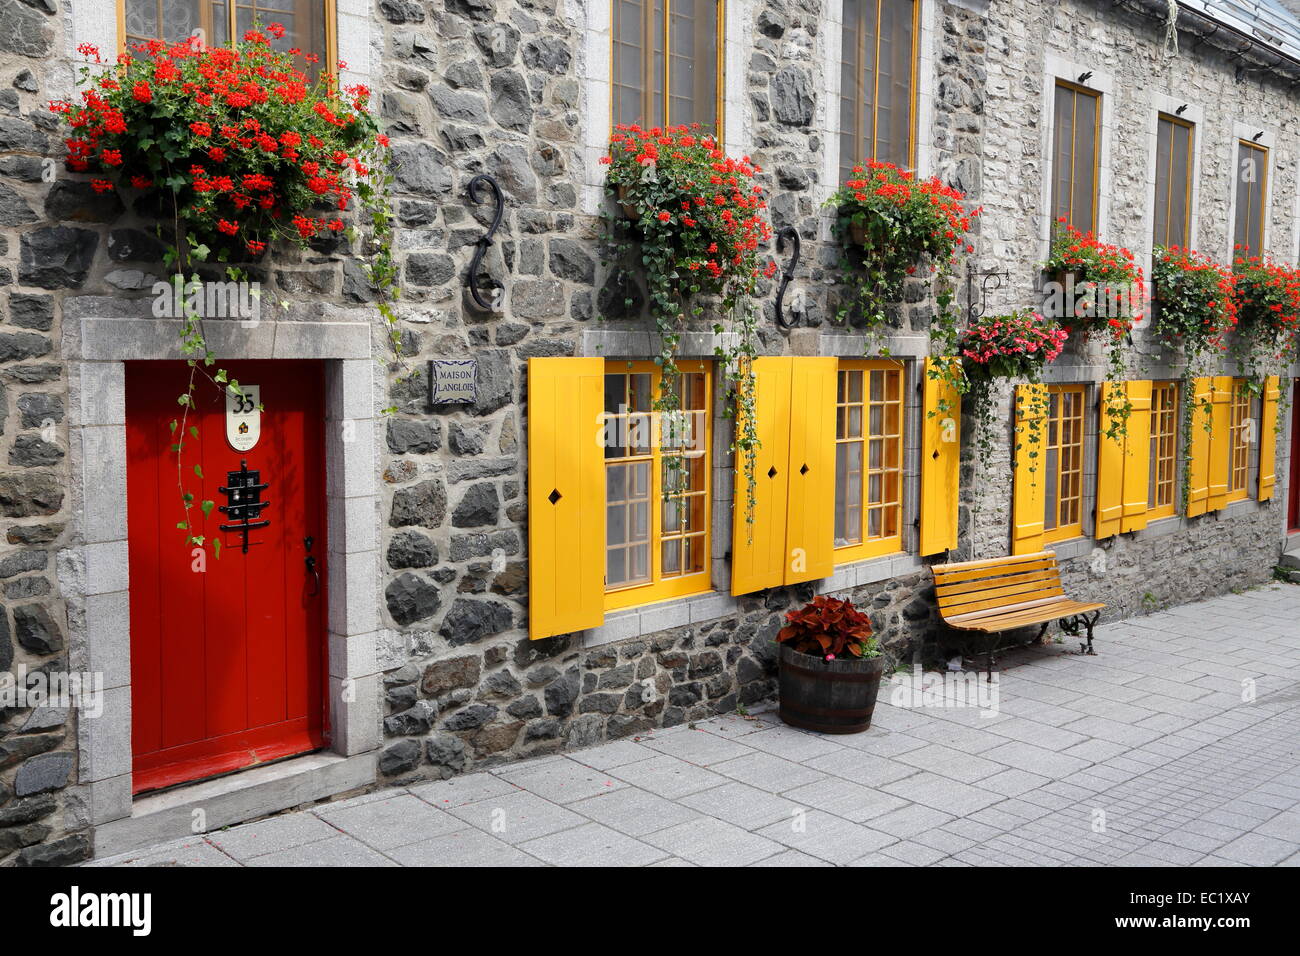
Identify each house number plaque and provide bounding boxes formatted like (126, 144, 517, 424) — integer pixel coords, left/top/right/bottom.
(428, 360, 477, 405)
(226, 384, 262, 452)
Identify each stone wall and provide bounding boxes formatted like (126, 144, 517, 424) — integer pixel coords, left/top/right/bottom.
(0, 0, 1296, 861)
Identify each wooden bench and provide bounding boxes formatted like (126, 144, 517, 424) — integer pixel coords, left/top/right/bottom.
(932, 551, 1105, 680)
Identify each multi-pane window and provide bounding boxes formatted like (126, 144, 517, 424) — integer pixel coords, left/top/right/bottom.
(1044, 385, 1086, 542)
(611, 0, 722, 132)
(1051, 82, 1100, 235)
(834, 360, 904, 562)
(1233, 140, 1268, 256)
(1227, 382, 1251, 502)
(123, 1, 330, 68)
(1153, 114, 1194, 250)
(603, 361, 711, 609)
(838, 0, 918, 177)
(1148, 381, 1179, 519)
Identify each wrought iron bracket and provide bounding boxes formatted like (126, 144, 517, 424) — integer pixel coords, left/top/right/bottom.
(965, 262, 1010, 322)
(466, 173, 504, 312)
(773, 226, 802, 330)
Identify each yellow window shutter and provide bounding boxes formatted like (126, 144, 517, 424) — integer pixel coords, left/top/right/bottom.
(1012, 383, 1047, 555)
(526, 357, 606, 640)
(1186, 376, 1213, 517)
(1259, 375, 1281, 501)
(784, 358, 837, 585)
(731, 357, 793, 595)
(1120, 380, 1153, 533)
(1207, 376, 1234, 512)
(920, 357, 961, 555)
(1095, 381, 1126, 540)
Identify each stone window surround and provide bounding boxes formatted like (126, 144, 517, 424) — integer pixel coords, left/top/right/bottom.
(580, 328, 927, 647)
(64, 315, 383, 846)
(579, 0, 752, 217)
(1037, 55, 1116, 256)
(1224, 120, 1276, 261)
(816, 0, 939, 206)
(1138, 93, 1206, 266)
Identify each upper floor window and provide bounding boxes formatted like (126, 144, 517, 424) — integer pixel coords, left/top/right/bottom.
(1233, 140, 1268, 256)
(1153, 114, 1194, 250)
(603, 360, 712, 609)
(839, 0, 918, 177)
(1148, 381, 1179, 520)
(1051, 81, 1100, 235)
(122, 1, 330, 70)
(834, 359, 904, 562)
(1044, 384, 1086, 542)
(611, 0, 722, 133)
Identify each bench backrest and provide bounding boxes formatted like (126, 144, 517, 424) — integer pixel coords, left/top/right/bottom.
(932, 551, 1065, 621)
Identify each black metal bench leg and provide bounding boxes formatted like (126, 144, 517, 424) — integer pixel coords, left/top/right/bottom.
(986, 636, 995, 682)
(1034, 622, 1049, 645)
(1083, 612, 1099, 656)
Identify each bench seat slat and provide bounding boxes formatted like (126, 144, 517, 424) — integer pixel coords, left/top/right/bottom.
(947, 599, 1106, 631)
(932, 557, 1058, 587)
(936, 571, 1064, 604)
(940, 586, 1066, 617)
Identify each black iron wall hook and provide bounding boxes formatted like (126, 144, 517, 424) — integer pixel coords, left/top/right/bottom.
(466, 173, 504, 311)
(774, 226, 802, 330)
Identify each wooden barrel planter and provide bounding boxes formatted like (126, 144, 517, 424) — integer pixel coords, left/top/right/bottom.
(777, 643, 885, 734)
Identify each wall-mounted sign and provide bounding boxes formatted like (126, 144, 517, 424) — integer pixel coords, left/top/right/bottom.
(226, 384, 261, 452)
(429, 360, 477, 405)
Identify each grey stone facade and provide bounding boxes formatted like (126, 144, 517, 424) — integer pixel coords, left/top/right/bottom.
(0, 0, 1297, 861)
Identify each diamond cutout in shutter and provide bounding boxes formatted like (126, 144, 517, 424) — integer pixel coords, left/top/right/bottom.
(800, 463, 809, 475)
(767, 466, 778, 479)
(548, 488, 562, 505)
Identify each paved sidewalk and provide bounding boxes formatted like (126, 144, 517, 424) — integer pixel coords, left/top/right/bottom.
(91, 583, 1300, 867)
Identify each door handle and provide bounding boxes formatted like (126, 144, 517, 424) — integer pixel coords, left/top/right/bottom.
(304, 536, 321, 597)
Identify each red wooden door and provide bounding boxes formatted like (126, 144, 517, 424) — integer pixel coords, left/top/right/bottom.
(1290, 378, 1300, 534)
(126, 360, 327, 794)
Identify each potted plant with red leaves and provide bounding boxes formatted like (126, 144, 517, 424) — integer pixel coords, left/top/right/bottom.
(51, 26, 398, 555)
(1043, 220, 1145, 437)
(599, 123, 774, 531)
(823, 161, 979, 338)
(775, 595, 884, 734)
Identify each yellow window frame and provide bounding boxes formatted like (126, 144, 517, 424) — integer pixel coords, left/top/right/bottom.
(1226, 379, 1251, 503)
(834, 358, 905, 564)
(1153, 113, 1194, 250)
(1051, 80, 1101, 236)
(603, 359, 713, 611)
(116, 0, 338, 70)
(839, 0, 920, 175)
(1147, 380, 1179, 521)
(1044, 384, 1086, 544)
(609, 0, 726, 138)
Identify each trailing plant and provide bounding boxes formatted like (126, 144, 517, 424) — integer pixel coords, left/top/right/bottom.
(823, 160, 979, 336)
(958, 309, 1067, 492)
(777, 595, 880, 661)
(54, 27, 398, 553)
(600, 123, 773, 527)
(1043, 220, 1145, 438)
(1150, 246, 1238, 509)
(1230, 253, 1300, 395)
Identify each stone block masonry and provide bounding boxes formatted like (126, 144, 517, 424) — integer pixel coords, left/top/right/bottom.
(0, 0, 1296, 861)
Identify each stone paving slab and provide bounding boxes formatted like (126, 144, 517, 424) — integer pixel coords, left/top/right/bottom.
(89, 583, 1300, 867)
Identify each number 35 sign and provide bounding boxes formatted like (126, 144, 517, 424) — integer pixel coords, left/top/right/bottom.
(226, 384, 262, 452)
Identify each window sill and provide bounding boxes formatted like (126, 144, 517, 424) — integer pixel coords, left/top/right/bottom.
(583, 590, 740, 648)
